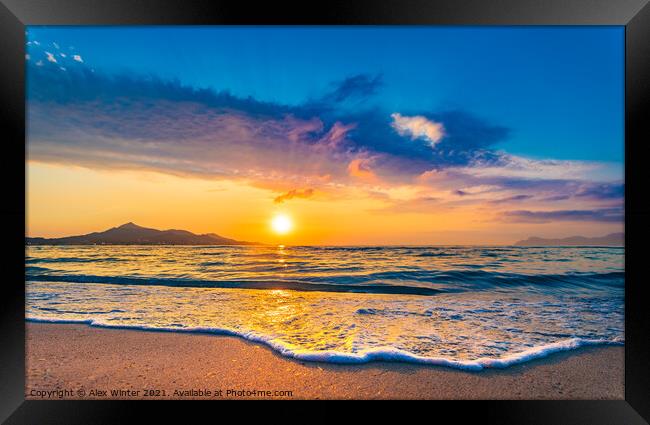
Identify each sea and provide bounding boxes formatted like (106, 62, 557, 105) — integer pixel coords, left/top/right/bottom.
(25, 245, 624, 370)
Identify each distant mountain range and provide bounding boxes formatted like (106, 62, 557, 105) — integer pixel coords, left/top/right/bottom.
(26, 222, 258, 246)
(514, 232, 624, 247)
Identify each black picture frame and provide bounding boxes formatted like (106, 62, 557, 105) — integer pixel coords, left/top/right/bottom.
(1, 0, 649, 423)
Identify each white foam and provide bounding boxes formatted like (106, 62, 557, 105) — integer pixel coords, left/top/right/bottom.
(26, 316, 623, 371)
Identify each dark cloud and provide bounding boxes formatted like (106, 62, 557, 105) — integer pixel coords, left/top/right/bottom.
(454, 174, 624, 204)
(339, 109, 508, 170)
(541, 194, 572, 202)
(325, 74, 383, 103)
(502, 208, 623, 223)
(28, 66, 291, 119)
(489, 194, 533, 204)
(27, 59, 514, 186)
(574, 182, 624, 200)
(428, 111, 509, 164)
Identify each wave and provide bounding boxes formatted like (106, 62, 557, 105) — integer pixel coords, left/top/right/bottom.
(25, 269, 624, 296)
(25, 316, 623, 370)
(25, 274, 441, 296)
(301, 269, 624, 286)
(26, 257, 126, 264)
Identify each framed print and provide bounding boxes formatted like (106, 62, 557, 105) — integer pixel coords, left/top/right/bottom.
(1, 0, 649, 423)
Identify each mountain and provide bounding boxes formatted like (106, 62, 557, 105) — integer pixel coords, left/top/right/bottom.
(26, 222, 258, 246)
(514, 232, 624, 247)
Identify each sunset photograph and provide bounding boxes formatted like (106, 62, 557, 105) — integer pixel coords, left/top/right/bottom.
(25, 26, 624, 399)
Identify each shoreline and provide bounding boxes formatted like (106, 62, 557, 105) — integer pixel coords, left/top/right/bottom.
(26, 317, 622, 370)
(26, 322, 624, 400)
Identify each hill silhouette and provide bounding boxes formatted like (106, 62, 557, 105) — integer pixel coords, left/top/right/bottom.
(26, 222, 257, 245)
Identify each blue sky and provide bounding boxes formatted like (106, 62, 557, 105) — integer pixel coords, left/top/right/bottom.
(27, 26, 624, 162)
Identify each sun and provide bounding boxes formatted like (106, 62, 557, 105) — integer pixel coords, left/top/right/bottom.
(271, 214, 293, 235)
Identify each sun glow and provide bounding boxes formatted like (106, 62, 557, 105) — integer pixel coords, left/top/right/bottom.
(271, 214, 293, 235)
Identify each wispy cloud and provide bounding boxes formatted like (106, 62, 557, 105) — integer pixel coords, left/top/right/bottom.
(417, 155, 623, 207)
(452, 154, 619, 181)
(502, 208, 623, 223)
(371, 196, 441, 214)
(489, 194, 533, 204)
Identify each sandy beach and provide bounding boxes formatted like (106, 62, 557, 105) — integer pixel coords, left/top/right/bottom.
(25, 322, 623, 400)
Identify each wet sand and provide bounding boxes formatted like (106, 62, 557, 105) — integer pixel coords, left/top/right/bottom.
(25, 322, 624, 400)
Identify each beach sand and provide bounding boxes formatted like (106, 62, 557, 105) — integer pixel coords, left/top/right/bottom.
(25, 322, 624, 400)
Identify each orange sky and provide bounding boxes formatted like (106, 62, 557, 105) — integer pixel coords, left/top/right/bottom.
(27, 162, 623, 245)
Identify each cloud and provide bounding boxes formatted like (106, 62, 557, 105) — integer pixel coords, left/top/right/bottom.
(28, 99, 355, 187)
(25, 53, 621, 225)
(339, 109, 509, 174)
(325, 74, 383, 103)
(574, 182, 624, 200)
(347, 158, 378, 182)
(45, 52, 57, 63)
(502, 208, 623, 223)
(455, 154, 617, 181)
(273, 188, 315, 204)
(417, 154, 623, 207)
(26, 56, 514, 186)
(315, 121, 356, 148)
(391, 113, 445, 147)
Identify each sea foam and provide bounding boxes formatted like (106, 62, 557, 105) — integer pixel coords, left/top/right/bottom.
(26, 315, 623, 370)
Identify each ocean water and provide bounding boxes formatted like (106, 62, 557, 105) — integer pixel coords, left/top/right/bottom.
(26, 245, 624, 370)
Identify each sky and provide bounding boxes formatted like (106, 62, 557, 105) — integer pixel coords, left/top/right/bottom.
(25, 26, 624, 245)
